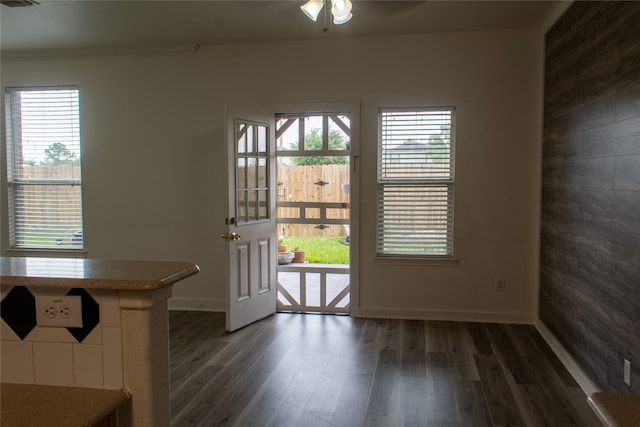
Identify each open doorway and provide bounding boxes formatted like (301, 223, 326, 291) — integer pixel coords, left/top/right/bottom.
(275, 112, 351, 314)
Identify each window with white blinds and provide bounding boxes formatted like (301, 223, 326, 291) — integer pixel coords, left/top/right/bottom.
(5, 87, 83, 249)
(377, 107, 455, 256)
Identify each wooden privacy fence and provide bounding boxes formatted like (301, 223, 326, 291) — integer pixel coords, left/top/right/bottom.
(277, 164, 350, 238)
(15, 166, 82, 232)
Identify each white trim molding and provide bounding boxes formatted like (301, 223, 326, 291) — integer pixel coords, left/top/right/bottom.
(168, 297, 225, 312)
(535, 318, 600, 395)
(372, 256, 459, 267)
(2, 44, 198, 60)
(353, 307, 536, 325)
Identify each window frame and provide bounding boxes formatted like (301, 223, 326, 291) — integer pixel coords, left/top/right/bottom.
(375, 106, 457, 264)
(4, 86, 84, 252)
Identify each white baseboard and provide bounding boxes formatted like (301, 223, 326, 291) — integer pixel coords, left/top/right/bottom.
(168, 297, 225, 312)
(535, 318, 600, 395)
(352, 307, 536, 324)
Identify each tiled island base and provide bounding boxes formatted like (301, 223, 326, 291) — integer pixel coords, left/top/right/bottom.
(0, 257, 199, 427)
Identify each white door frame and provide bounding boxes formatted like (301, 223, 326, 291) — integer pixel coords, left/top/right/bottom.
(272, 101, 361, 316)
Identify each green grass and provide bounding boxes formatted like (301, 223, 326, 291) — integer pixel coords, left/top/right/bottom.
(24, 235, 56, 245)
(280, 236, 349, 264)
(21, 232, 80, 248)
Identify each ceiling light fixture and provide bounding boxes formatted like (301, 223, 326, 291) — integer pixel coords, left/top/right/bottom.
(1, 0, 39, 7)
(300, 0, 352, 25)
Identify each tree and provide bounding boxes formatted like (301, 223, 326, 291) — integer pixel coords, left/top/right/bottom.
(427, 125, 450, 163)
(43, 142, 78, 166)
(292, 128, 348, 166)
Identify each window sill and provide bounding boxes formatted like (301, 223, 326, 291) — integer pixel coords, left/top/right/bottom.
(373, 255, 459, 267)
(4, 248, 87, 257)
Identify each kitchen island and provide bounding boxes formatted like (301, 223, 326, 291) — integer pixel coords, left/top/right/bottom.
(0, 257, 199, 427)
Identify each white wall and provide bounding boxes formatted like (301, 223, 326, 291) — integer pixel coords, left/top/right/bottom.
(1, 28, 543, 321)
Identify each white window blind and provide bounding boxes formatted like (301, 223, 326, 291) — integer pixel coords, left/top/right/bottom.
(5, 87, 83, 249)
(377, 107, 455, 256)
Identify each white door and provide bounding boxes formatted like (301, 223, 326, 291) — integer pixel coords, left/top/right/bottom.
(224, 107, 277, 332)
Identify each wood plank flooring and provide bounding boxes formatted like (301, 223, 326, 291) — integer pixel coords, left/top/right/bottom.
(169, 311, 600, 427)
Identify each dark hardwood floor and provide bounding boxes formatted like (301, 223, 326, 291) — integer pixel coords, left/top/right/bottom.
(169, 311, 600, 426)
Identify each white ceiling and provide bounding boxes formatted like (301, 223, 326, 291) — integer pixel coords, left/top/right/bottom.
(1, 0, 560, 53)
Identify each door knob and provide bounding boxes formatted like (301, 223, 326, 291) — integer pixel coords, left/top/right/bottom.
(221, 232, 241, 241)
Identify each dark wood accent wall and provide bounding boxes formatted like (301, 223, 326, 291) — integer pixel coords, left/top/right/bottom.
(540, 1, 640, 393)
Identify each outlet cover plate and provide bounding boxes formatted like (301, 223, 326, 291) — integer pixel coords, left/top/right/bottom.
(624, 359, 631, 386)
(35, 295, 83, 328)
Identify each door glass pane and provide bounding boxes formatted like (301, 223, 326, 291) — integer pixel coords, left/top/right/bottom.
(237, 190, 247, 222)
(305, 273, 321, 307)
(235, 120, 270, 224)
(259, 190, 268, 219)
(257, 125, 267, 154)
(237, 158, 247, 189)
(276, 117, 300, 151)
(247, 125, 255, 155)
(258, 158, 267, 188)
(236, 122, 246, 154)
(327, 274, 350, 308)
(248, 157, 258, 188)
(248, 190, 258, 221)
(276, 155, 349, 203)
(329, 114, 350, 150)
(304, 115, 323, 151)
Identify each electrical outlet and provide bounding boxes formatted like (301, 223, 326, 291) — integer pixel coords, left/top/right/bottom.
(624, 359, 631, 386)
(495, 277, 506, 292)
(44, 304, 57, 318)
(35, 295, 83, 328)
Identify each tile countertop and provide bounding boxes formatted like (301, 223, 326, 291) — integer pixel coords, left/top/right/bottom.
(1, 383, 130, 427)
(0, 257, 199, 290)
